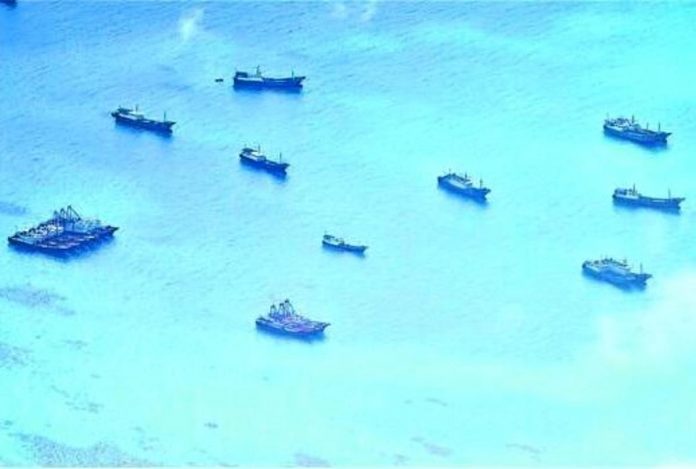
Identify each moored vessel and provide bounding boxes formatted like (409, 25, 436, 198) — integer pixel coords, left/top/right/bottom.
(603, 115, 670, 145)
(239, 146, 289, 174)
(613, 185, 684, 210)
(438, 172, 490, 200)
(322, 234, 367, 253)
(8, 206, 118, 255)
(233, 66, 305, 90)
(255, 299, 330, 337)
(111, 106, 175, 133)
(582, 257, 651, 288)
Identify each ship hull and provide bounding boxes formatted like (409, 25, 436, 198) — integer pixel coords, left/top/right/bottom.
(234, 76, 304, 90)
(613, 194, 683, 210)
(8, 226, 118, 255)
(112, 113, 175, 133)
(239, 155, 289, 174)
(322, 240, 367, 253)
(582, 263, 651, 288)
(255, 319, 328, 337)
(603, 125, 670, 145)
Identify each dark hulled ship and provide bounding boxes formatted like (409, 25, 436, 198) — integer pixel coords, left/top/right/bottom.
(233, 66, 305, 90)
(239, 146, 289, 174)
(438, 172, 490, 200)
(613, 185, 684, 210)
(111, 106, 176, 133)
(322, 234, 368, 253)
(603, 116, 670, 145)
(582, 257, 651, 288)
(8, 206, 118, 255)
(256, 299, 330, 337)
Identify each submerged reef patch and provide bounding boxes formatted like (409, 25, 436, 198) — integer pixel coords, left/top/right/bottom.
(293, 452, 331, 467)
(0, 284, 74, 315)
(411, 436, 452, 457)
(0, 201, 28, 216)
(12, 433, 155, 466)
(0, 342, 30, 368)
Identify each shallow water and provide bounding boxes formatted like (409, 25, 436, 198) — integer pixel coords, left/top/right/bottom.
(1, 1, 696, 465)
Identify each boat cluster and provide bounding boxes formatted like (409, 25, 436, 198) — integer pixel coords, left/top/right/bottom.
(7, 206, 118, 254)
(256, 299, 330, 337)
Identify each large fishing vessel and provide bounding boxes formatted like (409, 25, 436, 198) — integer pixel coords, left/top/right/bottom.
(239, 146, 289, 174)
(613, 185, 684, 210)
(111, 106, 176, 133)
(582, 257, 651, 288)
(438, 172, 490, 200)
(256, 299, 330, 337)
(233, 66, 305, 90)
(8, 206, 118, 254)
(322, 234, 368, 253)
(603, 116, 670, 145)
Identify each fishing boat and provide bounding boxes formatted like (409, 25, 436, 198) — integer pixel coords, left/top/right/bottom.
(438, 172, 490, 200)
(322, 234, 367, 253)
(603, 115, 670, 145)
(582, 257, 651, 288)
(233, 66, 305, 90)
(613, 185, 684, 210)
(239, 146, 289, 174)
(111, 106, 175, 133)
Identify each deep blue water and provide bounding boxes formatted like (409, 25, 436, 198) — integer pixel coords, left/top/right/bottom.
(2, 1, 696, 465)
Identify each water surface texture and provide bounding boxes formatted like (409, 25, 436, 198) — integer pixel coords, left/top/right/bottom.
(2, 1, 696, 465)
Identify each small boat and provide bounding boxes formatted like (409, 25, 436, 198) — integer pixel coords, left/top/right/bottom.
(255, 299, 330, 337)
(582, 257, 651, 288)
(233, 66, 305, 90)
(214, 77, 224, 83)
(613, 185, 684, 210)
(438, 172, 490, 200)
(111, 106, 175, 133)
(603, 115, 670, 145)
(322, 234, 367, 253)
(239, 146, 289, 174)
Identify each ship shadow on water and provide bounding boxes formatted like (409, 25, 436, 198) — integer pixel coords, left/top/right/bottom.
(581, 270, 647, 292)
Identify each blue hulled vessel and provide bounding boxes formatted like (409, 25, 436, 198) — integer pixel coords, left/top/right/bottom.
(8, 206, 118, 255)
(582, 257, 651, 288)
(239, 146, 289, 174)
(438, 172, 490, 200)
(322, 234, 368, 253)
(234, 66, 305, 90)
(603, 116, 670, 145)
(256, 299, 330, 337)
(111, 106, 175, 133)
(613, 185, 684, 210)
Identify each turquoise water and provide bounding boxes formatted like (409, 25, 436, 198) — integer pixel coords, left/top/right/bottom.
(1, 1, 696, 464)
